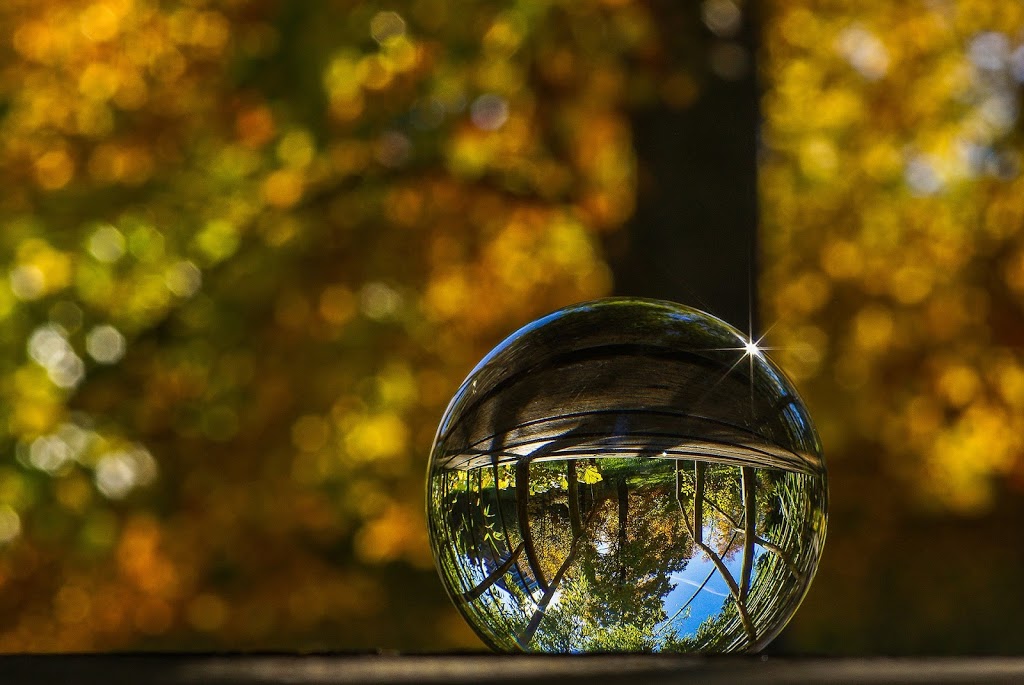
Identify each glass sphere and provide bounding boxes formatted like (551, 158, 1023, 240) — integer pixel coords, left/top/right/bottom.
(426, 298, 827, 653)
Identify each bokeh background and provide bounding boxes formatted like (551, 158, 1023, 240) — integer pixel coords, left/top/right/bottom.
(1, 0, 1024, 654)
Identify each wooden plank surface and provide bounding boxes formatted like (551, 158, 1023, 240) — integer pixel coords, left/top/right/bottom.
(2, 654, 1024, 684)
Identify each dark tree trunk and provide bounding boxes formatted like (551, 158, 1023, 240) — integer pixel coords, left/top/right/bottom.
(616, 478, 629, 582)
(739, 466, 757, 601)
(694, 461, 706, 546)
(518, 528, 585, 648)
(677, 471, 758, 645)
(460, 541, 526, 602)
(515, 458, 548, 591)
(567, 460, 583, 539)
(611, 2, 761, 332)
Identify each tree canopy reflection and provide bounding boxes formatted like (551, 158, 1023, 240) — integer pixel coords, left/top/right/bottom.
(429, 452, 826, 653)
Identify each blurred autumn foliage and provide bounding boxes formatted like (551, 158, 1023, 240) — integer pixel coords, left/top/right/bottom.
(1, 0, 1024, 655)
(0, 0, 711, 651)
(763, 0, 1024, 514)
(762, 0, 1024, 653)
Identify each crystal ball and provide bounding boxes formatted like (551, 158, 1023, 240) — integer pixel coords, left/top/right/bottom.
(426, 298, 827, 653)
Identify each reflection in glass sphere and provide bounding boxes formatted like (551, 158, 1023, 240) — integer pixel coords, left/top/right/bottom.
(426, 298, 827, 653)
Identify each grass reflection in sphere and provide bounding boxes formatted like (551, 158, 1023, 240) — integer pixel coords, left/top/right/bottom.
(426, 298, 827, 653)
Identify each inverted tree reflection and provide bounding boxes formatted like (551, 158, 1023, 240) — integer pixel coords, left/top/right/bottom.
(431, 451, 825, 652)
